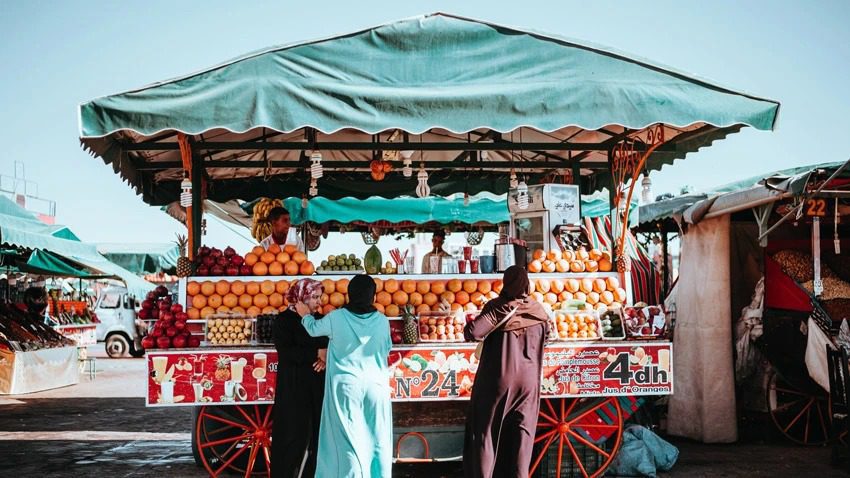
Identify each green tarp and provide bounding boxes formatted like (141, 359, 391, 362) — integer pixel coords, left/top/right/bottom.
(80, 14, 778, 138)
(0, 196, 154, 297)
(282, 194, 508, 226)
(24, 249, 107, 279)
(97, 243, 180, 274)
(79, 13, 780, 205)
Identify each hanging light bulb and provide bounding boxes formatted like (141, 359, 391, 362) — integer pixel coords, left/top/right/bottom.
(416, 164, 430, 198)
(480, 139, 492, 160)
(310, 151, 323, 179)
(302, 196, 308, 208)
(179, 176, 192, 207)
(309, 178, 318, 197)
(517, 180, 529, 210)
(400, 150, 414, 177)
(464, 192, 470, 207)
(641, 175, 653, 204)
(509, 169, 518, 189)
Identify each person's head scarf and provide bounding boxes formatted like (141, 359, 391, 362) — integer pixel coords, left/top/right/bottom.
(499, 265, 530, 301)
(344, 274, 377, 315)
(286, 278, 323, 311)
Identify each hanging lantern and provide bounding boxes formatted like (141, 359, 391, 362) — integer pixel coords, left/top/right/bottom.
(309, 178, 318, 197)
(416, 164, 430, 198)
(310, 151, 323, 179)
(516, 180, 529, 210)
(509, 169, 518, 189)
(179, 177, 192, 207)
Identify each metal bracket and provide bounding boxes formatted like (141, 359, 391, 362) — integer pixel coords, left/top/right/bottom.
(752, 203, 774, 247)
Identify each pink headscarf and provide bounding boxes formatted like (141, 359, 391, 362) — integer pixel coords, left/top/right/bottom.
(286, 278, 323, 311)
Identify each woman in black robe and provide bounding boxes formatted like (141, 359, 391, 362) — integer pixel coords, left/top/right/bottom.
(463, 265, 550, 478)
(271, 278, 327, 478)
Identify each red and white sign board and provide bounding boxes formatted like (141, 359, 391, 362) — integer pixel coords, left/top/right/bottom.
(146, 341, 672, 407)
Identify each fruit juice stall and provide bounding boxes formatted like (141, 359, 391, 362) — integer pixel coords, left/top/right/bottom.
(77, 13, 779, 477)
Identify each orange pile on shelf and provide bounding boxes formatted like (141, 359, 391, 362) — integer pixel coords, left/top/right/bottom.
(186, 274, 626, 319)
(243, 244, 314, 276)
(528, 248, 613, 273)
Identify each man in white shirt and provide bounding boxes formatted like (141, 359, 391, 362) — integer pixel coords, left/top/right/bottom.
(259, 206, 305, 251)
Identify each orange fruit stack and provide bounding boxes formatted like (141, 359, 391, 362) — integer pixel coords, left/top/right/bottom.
(528, 248, 613, 274)
(242, 244, 314, 276)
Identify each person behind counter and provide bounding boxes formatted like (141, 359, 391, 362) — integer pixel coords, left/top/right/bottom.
(298, 274, 392, 478)
(421, 230, 451, 273)
(271, 278, 327, 478)
(462, 265, 549, 478)
(260, 206, 305, 252)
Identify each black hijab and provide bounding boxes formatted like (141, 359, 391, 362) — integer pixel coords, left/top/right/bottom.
(499, 265, 530, 301)
(344, 274, 378, 315)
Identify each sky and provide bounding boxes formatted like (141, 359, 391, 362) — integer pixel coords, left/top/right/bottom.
(1, 1, 848, 258)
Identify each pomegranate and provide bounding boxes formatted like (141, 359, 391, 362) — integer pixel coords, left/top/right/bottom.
(202, 256, 215, 267)
(156, 336, 172, 349)
(224, 246, 236, 257)
(151, 308, 160, 320)
(155, 285, 169, 297)
(141, 336, 155, 350)
(138, 309, 150, 320)
(174, 320, 187, 331)
(210, 248, 223, 259)
(160, 312, 174, 322)
(146, 291, 157, 301)
(150, 327, 163, 338)
(230, 255, 244, 266)
(198, 246, 210, 257)
(188, 336, 202, 348)
(216, 256, 229, 267)
(166, 326, 178, 338)
(175, 312, 189, 322)
(196, 265, 210, 276)
(211, 265, 225, 276)
(226, 265, 239, 276)
(240, 265, 253, 276)
(170, 304, 183, 314)
(141, 299, 154, 310)
(171, 335, 188, 349)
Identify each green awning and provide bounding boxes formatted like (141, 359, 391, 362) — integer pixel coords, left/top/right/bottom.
(96, 243, 180, 274)
(79, 13, 779, 205)
(282, 194, 508, 226)
(23, 249, 108, 279)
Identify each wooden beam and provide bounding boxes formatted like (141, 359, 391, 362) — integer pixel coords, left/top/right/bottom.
(133, 160, 612, 171)
(125, 140, 680, 152)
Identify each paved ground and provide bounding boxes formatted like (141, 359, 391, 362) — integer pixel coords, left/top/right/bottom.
(1, 345, 848, 477)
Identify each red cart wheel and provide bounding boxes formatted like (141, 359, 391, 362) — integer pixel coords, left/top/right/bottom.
(530, 397, 623, 478)
(195, 404, 273, 477)
(766, 371, 830, 446)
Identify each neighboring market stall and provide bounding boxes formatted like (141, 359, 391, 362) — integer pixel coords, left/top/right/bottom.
(637, 160, 850, 445)
(78, 12, 779, 477)
(97, 243, 180, 276)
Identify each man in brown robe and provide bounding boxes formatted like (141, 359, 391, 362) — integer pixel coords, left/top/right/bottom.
(463, 265, 549, 478)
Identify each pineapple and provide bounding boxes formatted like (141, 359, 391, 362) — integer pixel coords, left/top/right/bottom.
(175, 233, 192, 277)
(214, 355, 231, 381)
(401, 305, 419, 345)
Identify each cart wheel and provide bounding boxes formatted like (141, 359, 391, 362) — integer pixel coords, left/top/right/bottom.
(767, 371, 830, 446)
(195, 404, 273, 477)
(530, 397, 623, 478)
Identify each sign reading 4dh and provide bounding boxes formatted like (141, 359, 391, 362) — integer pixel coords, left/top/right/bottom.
(541, 342, 673, 398)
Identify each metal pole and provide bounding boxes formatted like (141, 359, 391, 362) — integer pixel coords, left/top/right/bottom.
(191, 149, 204, 256)
(661, 231, 669, 299)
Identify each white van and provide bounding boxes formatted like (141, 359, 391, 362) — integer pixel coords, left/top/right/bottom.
(94, 286, 147, 358)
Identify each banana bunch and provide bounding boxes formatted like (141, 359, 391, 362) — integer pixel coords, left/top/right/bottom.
(251, 197, 283, 241)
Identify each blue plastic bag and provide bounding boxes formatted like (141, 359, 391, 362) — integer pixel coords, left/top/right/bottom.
(608, 425, 679, 477)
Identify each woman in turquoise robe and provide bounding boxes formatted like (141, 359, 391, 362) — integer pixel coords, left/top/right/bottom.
(299, 274, 393, 478)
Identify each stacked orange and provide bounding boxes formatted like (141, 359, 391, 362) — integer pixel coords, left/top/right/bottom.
(188, 279, 291, 318)
(529, 276, 626, 312)
(242, 244, 315, 276)
(370, 279, 501, 317)
(527, 248, 613, 274)
(553, 311, 600, 340)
